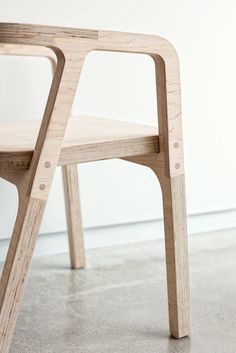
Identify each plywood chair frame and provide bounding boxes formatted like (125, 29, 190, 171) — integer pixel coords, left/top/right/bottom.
(0, 44, 86, 270)
(0, 23, 190, 352)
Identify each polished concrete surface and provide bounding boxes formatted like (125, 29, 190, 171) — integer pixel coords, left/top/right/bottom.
(7, 228, 236, 352)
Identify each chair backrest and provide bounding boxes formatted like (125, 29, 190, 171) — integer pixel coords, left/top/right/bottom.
(0, 23, 184, 199)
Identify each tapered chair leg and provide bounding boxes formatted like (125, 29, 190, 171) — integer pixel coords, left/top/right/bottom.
(122, 155, 190, 338)
(0, 193, 47, 353)
(159, 173, 190, 338)
(62, 164, 86, 269)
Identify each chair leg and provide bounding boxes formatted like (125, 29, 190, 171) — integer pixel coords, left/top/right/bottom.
(0, 194, 46, 353)
(159, 173, 190, 338)
(62, 164, 86, 269)
(122, 155, 190, 338)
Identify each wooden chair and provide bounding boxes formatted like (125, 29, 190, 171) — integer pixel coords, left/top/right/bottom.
(0, 23, 190, 352)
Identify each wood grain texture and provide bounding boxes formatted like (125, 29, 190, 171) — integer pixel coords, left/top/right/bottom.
(0, 22, 98, 42)
(0, 196, 46, 352)
(62, 164, 85, 269)
(0, 24, 84, 352)
(0, 23, 190, 352)
(160, 174, 190, 338)
(0, 116, 159, 171)
(123, 154, 190, 338)
(0, 22, 183, 179)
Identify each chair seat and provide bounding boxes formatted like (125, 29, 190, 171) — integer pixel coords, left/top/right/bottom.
(0, 116, 159, 172)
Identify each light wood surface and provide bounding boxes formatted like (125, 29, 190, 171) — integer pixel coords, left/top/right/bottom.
(124, 154, 190, 338)
(0, 116, 159, 171)
(0, 22, 190, 352)
(62, 164, 85, 269)
(123, 153, 190, 338)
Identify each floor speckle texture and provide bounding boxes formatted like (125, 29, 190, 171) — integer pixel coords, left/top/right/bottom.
(6, 229, 236, 353)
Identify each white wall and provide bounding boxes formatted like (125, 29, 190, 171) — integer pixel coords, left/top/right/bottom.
(0, 0, 236, 240)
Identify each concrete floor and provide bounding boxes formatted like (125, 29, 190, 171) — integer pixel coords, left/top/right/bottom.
(6, 228, 236, 353)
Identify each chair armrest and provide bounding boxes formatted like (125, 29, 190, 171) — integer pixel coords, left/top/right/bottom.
(0, 44, 57, 74)
(0, 23, 183, 200)
(0, 22, 98, 46)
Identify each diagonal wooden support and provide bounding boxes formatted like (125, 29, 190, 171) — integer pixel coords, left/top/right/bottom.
(0, 23, 190, 352)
